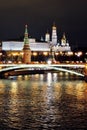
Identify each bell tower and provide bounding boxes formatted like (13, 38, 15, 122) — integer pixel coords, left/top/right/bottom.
(52, 23, 57, 45)
(45, 30, 50, 42)
(23, 25, 31, 63)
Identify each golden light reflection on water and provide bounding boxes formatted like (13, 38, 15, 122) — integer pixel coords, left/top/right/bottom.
(17, 75, 23, 80)
(4, 81, 22, 129)
(24, 75, 29, 80)
(65, 82, 75, 95)
(10, 81, 18, 94)
(53, 73, 57, 82)
(54, 83, 62, 100)
(0, 74, 87, 129)
(64, 80, 87, 111)
(0, 80, 5, 94)
(9, 81, 18, 110)
(40, 74, 44, 82)
(76, 82, 86, 100)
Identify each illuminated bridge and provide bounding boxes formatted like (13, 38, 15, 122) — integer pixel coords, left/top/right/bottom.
(0, 63, 86, 79)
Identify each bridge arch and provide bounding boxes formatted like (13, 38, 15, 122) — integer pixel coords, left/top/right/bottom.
(47, 66, 84, 77)
(0, 64, 84, 78)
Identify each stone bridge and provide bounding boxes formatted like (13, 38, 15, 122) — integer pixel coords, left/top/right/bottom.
(0, 63, 86, 79)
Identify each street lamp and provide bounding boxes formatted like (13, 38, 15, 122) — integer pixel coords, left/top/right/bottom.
(77, 52, 82, 62)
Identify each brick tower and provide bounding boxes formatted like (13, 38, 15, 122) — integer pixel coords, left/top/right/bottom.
(23, 25, 31, 63)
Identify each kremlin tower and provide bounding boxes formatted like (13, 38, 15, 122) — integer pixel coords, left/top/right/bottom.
(61, 33, 67, 46)
(23, 25, 31, 63)
(45, 30, 50, 42)
(52, 23, 57, 45)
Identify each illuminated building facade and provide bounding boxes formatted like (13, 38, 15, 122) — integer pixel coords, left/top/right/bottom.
(0, 24, 72, 63)
(2, 24, 71, 52)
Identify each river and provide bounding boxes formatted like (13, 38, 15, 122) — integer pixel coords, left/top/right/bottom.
(0, 72, 87, 129)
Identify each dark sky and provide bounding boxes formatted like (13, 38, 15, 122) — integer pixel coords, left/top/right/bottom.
(0, 0, 87, 47)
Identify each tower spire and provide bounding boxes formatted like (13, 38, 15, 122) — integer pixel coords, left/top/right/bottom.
(53, 21, 55, 27)
(25, 25, 28, 36)
(24, 25, 29, 46)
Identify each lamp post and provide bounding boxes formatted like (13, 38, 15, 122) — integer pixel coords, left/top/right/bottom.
(77, 52, 82, 63)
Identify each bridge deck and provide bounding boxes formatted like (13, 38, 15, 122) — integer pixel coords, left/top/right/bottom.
(0, 63, 85, 78)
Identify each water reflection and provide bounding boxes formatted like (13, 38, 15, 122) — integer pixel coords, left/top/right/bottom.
(0, 73, 87, 129)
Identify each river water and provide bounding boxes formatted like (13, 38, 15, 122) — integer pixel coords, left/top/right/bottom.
(0, 73, 87, 130)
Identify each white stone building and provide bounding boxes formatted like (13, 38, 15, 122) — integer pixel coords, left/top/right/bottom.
(2, 24, 71, 52)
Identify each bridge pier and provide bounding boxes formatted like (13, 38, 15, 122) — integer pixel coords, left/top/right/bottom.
(0, 73, 8, 79)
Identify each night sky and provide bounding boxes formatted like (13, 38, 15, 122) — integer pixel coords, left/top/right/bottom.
(0, 0, 87, 47)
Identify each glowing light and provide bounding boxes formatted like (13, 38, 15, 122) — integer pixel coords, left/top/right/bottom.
(55, 52, 59, 55)
(0, 53, 2, 56)
(11, 81, 18, 94)
(60, 51, 63, 55)
(43, 52, 48, 56)
(85, 64, 87, 69)
(67, 51, 73, 56)
(33, 52, 37, 56)
(24, 75, 28, 80)
(40, 74, 44, 81)
(20, 52, 23, 55)
(12, 53, 18, 56)
(47, 73, 52, 86)
(76, 83, 85, 100)
(47, 60, 52, 64)
(75, 51, 83, 57)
